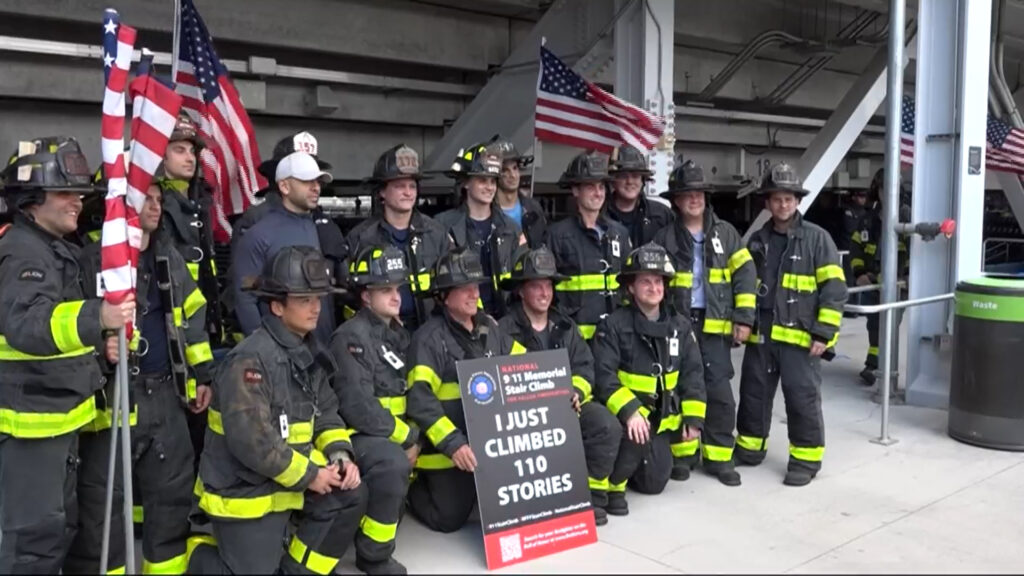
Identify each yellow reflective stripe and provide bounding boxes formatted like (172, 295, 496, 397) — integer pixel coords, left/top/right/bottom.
(50, 300, 85, 353)
(703, 318, 732, 335)
(817, 308, 843, 327)
(850, 258, 866, 270)
(408, 364, 441, 392)
(588, 476, 609, 491)
(272, 450, 311, 488)
(728, 248, 753, 274)
(571, 375, 593, 403)
(702, 443, 734, 462)
(671, 438, 699, 457)
(186, 378, 197, 402)
(185, 341, 213, 366)
(606, 386, 639, 417)
(577, 324, 596, 340)
(851, 231, 862, 244)
(782, 274, 817, 293)
(315, 428, 352, 453)
(415, 452, 454, 470)
(682, 400, 706, 419)
(186, 262, 200, 281)
(183, 288, 206, 319)
(142, 552, 188, 575)
(207, 409, 224, 433)
(81, 405, 138, 433)
(185, 534, 217, 568)
(133, 505, 145, 524)
(770, 325, 839, 349)
(670, 271, 693, 288)
(287, 534, 340, 575)
(0, 395, 97, 438)
(290, 421, 314, 444)
(510, 341, 528, 355)
(658, 412, 682, 434)
(436, 383, 461, 401)
(108, 565, 126, 574)
(616, 370, 679, 394)
(865, 244, 877, 255)
(310, 449, 328, 466)
(790, 444, 825, 462)
(638, 406, 651, 419)
(426, 416, 457, 446)
(735, 293, 756, 309)
(736, 435, 765, 452)
(868, 346, 879, 356)
(195, 479, 305, 519)
(609, 479, 627, 493)
(555, 274, 619, 291)
(379, 396, 407, 417)
(708, 268, 731, 284)
(389, 417, 411, 445)
(0, 335, 94, 361)
(409, 272, 431, 292)
(360, 515, 398, 544)
(173, 307, 183, 328)
(815, 264, 845, 283)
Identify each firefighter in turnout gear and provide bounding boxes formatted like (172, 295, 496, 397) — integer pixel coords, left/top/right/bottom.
(436, 142, 524, 319)
(344, 144, 452, 331)
(497, 246, 623, 525)
(405, 247, 521, 533)
(79, 184, 215, 574)
(491, 136, 548, 249)
(188, 246, 367, 574)
(606, 145, 674, 247)
(329, 245, 418, 575)
(0, 136, 136, 573)
(653, 160, 756, 486)
(592, 243, 705, 514)
(736, 162, 848, 487)
(546, 151, 632, 341)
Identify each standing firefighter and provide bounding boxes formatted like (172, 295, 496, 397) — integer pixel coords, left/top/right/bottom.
(189, 246, 367, 574)
(653, 160, 756, 486)
(497, 246, 622, 525)
(344, 144, 451, 330)
(605, 145, 674, 247)
(492, 136, 547, 248)
(329, 245, 418, 575)
(0, 136, 135, 573)
(736, 162, 848, 487)
(405, 247, 522, 533)
(592, 243, 705, 514)
(546, 151, 631, 341)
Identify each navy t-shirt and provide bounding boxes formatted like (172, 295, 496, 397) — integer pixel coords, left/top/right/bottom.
(470, 217, 496, 313)
(382, 222, 416, 319)
(138, 251, 170, 376)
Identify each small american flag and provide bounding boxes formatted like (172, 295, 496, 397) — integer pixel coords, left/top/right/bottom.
(899, 95, 915, 166)
(175, 0, 266, 242)
(535, 46, 666, 154)
(99, 9, 140, 327)
(127, 53, 183, 224)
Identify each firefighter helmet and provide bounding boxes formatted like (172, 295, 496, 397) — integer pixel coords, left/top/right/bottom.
(348, 244, 410, 288)
(617, 242, 676, 285)
(500, 245, 567, 290)
(661, 159, 714, 198)
(1, 137, 101, 208)
(609, 145, 653, 177)
(168, 112, 205, 150)
(558, 151, 613, 188)
(431, 246, 486, 292)
(755, 161, 809, 197)
(490, 136, 534, 168)
(447, 142, 502, 179)
(256, 132, 333, 196)
(246, 245, 345, 299)
(368, 144, 424, 186)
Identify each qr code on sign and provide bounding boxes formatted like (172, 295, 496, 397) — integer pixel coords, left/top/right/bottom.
(499, 533, 522, 562)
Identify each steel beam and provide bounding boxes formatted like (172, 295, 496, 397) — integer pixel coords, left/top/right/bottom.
(905, 0, 992, 409)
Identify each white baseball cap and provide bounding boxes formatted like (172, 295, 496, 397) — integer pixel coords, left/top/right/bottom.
(275, 151, 333, 184)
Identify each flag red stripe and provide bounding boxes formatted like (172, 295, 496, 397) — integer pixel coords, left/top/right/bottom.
(534, 128, 616, 155)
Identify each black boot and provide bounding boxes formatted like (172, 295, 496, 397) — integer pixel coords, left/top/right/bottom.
(670, 463, 691, 481)
(783, 469, 816, 487)
(605, 492, 629, 516)
(592, 505, 608, 526)
(356, 556, 409, 575)
(859, 366, 877, 386)
(706, 465, 742, 487)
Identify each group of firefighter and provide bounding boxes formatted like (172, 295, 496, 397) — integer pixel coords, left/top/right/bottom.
(0, 110, 916, 575)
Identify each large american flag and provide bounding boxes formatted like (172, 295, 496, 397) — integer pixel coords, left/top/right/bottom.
(900, 95, 1024, 174)
(535, 46, 666, 154)
(174, 0, 265, 242)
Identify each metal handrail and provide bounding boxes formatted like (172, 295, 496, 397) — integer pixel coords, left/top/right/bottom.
(845, 292, 954, 315)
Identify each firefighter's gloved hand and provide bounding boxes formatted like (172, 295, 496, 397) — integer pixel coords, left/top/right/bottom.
(338, 460, 361, 491)
(626, 412, 650, 445)
(101, 293, 136, 330)
(733, 324, 751, 346)
(809, 340, 827, 357)
(189, 384, 212, 413)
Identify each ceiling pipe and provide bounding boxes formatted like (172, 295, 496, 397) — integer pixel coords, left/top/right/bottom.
(695, 29, 804, 100)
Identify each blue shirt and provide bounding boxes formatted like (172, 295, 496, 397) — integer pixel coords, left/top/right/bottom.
(502, 199, 524, 228)
(137, 250, 169, 375)
(382, 222, 416, 319)
(470, 217, 496, 314)
(691, 230, 706, 310)
(232, 204, 336, 343)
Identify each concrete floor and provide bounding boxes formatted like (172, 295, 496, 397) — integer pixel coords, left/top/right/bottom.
(331, 316, 1024, 574)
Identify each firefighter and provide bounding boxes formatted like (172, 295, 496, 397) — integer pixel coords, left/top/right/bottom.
(226, 131, 346, 341)
(492, 136, 547, 248)
(78, 183, 214, 573)
(436, 142, 524, 319)
(497, 246, 622, 525)
(546, 151, 631, 341)
(329, 244, 417, 575)
(406, 247, 521, 533)
(592, 243, 705, 514)
(653, 160, 755, 486)
(232, 151, 339, 343)
(344, 144, 451, 330)
(606, 145, 674, 247)
(736, 162, 848, 487)
(0, 136, 135, 573)
(189, 245, 367, 574)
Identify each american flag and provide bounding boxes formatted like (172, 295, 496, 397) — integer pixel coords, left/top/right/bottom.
(99, 9, 140, 326)
(900, 95, 1024, 174)
(174, 0, 265, 242)
(535, 46, 666, 154)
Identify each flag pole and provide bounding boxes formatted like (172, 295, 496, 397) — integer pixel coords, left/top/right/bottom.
(530, 36, 546, 199)
(98, 340, 124, 575)
(117, 327, 136, 573)
(171, 0, 182, 81)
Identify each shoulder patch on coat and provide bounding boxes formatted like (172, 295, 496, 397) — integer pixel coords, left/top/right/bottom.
(19, 268, 45, 282)
(347, 344, 364, 355)
(243, 368, 264, 385)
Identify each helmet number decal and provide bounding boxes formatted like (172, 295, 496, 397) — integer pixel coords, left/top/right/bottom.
(384, 256, 404, 272)
(292, 132, 318, 155)
(395, 147, 420, 174)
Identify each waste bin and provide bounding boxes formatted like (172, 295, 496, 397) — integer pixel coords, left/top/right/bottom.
(949, 276, 1024, 450)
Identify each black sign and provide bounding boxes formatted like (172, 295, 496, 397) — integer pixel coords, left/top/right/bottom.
(457, 349, 597, 570)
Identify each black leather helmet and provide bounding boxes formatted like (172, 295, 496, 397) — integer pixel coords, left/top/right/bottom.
(168, 112, 205, 150)
(609, 145, 653, 177)
(431, 246, 486, 293)
(367, 144, 424, 186)
(661, 159, 714, 198)
(246, 245, 345, 299)
(558, 151, 612, 189)
(490, 135, 534, 168)
(348, 244, 410, 288)
(617, 242, 676, 285)
(447, 142, 502, 179)
(755, 161, 809, 197)
(500, 246, 568, 290)
(1, 136, 101, 207)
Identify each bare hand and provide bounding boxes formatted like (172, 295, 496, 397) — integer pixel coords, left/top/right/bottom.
(105, 336, 119, 364)
(404, 444, 420, 468)
(452, 445, 478, 472)
(308, 464, 343, 495)
(733, 324, 751, 345)
(626, 412, 650, 445)
(809, 341, 827, 357)
(682, 424, 701, 442)
(100, 294, 136, 330)
(189, 384, 212, 413)
(338, 460, 361, 491)
(571, 393, 581, 414)
(856, 274, 872, 287)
